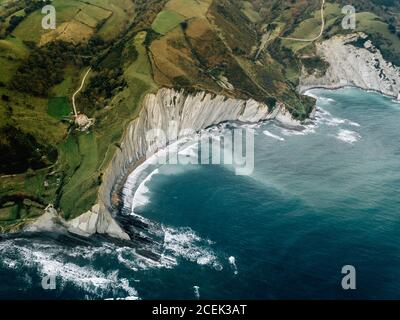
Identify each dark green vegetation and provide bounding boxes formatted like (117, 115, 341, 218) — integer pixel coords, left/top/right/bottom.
(11, 42, 75, 96)
(0, 125, 57, 174)
(48, 97, 71, 119)
(1, 0, 399, 231)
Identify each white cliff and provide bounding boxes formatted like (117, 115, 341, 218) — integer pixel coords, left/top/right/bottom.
(90, 88, 300, 239)
(299, 33, 400, 98)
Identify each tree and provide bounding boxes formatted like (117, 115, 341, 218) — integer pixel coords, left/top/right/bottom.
(388, 23, 396, 34)
(6, 15, 24, 34)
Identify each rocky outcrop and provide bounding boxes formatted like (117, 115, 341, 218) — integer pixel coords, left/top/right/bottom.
(25, 205, 67, 233)
(67, 204, 129, 240)
(94, 88, 301, 238)
(299, 33, 400, 98)
(25, 203, 130, 240)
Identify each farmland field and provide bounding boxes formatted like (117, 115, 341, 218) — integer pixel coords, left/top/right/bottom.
(151, 9, 185, 34)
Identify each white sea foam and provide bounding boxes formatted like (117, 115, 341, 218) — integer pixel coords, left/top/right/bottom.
(131, 168, 159, 212)
(304, 90, 360, 129)
(348, 121, 361, 127)
(336, 129, 362, 144)
(324, 117, 360, 127)
(124, 122, 260, 214)
(116, 246, 177, 271)
(304, 90, 335, 103)
(228, 256, 238, 275)
(193, 286, 200, 299)
(124, 135, 204, 213)
(314, 107, 360, 128)
(0, 240, 139, 299)
(163, 227, 223, 271)
(304, 91, 318, 99)
(1, 233, 221, 298)
(113, 224, 223, 272)
(279, 124, 316, 136)
(263, 130, 285, 141)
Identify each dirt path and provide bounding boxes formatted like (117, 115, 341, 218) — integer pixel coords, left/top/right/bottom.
(72, 67, 91, 116)
(279, 0, 326, 42)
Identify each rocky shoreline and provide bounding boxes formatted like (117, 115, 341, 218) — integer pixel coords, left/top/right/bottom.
(299, 33, 400, 99)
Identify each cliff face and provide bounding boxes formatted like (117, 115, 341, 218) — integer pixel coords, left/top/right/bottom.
(69, 88, 299, 239)
(299, 33, 400, 98)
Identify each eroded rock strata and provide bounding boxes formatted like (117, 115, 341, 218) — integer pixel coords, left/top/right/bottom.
(299, 33, 400, 98)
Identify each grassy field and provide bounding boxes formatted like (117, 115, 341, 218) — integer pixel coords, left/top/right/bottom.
(88, 0, 135, 41)
(0, 86, 67, 145)
(11, 0, 131, 44)
(0, 36, 29, 84)
(48, 97, 72, 119)
(51, 66, 81, 97)
(13, 0, 85, 43)
(59, 131, 99, 219)
(281, 2, 342, 52)
(165, 0, 211, 19)
(151, 9, 185, 35)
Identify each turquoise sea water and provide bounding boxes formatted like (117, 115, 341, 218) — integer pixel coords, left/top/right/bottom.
(1, 87, 400, 299)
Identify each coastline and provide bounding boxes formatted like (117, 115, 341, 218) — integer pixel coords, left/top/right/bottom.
(298, 33, 400, 102)
(299, 84, 400, 101)
(113, 104, 305, 222)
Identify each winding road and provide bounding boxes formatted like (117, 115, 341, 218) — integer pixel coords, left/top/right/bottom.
(72, 67, 91, 116)
(279, 0, 326, 42)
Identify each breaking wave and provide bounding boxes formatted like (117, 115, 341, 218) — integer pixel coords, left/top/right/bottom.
(0, 239, 139, 300)
(263, 130, 285, 141)
(335, 129, 362, 144)
(228, 256, 238, 275)
(131, 168, 159, 212)
(163, 227, 222, 271)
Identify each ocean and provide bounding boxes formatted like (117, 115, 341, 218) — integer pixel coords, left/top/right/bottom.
(1, 87, 400, 300)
